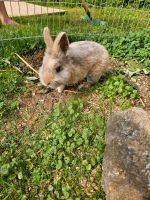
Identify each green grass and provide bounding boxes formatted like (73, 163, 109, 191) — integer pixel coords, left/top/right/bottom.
(0, 6, 149, 57)
(0, 98, 106, 199)
(0, 72, 138, 199)
(0, 60, 25, 123)
(0, 4, 148, 199)
(93, 74, 138, 99)
(35, 0, 150, 9)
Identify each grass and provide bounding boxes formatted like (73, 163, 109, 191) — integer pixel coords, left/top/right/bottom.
(0, 98, 106, 199)
(0, 4, 149, 200)
(0, 6, 149, 57)
(0, 62, 138, 199)
(0, 60, 25, 124)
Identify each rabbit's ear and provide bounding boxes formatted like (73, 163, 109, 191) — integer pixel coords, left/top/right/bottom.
(43, 27, 53, 50)
(53, 32, 69, 54)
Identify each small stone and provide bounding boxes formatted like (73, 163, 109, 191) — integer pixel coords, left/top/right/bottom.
(37, 82, 43, 87)
(37, 88, 51, 94)
(39, 99, 44, 102)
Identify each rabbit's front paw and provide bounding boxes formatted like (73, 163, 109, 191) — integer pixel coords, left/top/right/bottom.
(57, 85, 65, 93)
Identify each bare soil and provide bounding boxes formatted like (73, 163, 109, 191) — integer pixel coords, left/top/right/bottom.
(134, 75, 150, 113)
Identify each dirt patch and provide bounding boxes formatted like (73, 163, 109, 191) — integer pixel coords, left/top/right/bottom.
(17, 86, 78, 130)
(134, 75, 150, 113)
(24, 49, 44, 70)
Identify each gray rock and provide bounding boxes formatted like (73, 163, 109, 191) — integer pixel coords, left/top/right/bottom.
(102, 107, 150, 200)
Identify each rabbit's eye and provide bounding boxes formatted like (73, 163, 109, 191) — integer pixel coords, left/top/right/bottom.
(56, 66, 63, 73)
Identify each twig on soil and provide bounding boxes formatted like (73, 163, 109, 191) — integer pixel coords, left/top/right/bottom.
(15, 53, 39, 75)
(64, 90, 80, 94)
(139, 97, 145, 108)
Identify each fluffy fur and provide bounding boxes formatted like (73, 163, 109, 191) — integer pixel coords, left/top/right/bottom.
(39, 27, 110, 93)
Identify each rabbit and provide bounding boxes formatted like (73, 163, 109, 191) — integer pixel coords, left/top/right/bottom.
(39, 27, 110, 93)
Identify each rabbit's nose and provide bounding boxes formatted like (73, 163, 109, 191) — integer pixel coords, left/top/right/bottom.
(43, 72, 54, 86)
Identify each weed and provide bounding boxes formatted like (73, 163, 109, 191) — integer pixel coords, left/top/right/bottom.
(1, 99, 106, 199)
(100, 75, 138, 99)
(92, 73, 138, 109)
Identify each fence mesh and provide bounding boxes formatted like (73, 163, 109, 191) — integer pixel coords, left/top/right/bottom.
(0, 0, 150, 57)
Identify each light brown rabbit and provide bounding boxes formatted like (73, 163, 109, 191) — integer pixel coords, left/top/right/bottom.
(39, 27, 109, 93)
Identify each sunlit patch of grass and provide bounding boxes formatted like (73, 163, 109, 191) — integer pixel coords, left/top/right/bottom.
(0, 98, 106, 199)
(0, 4, 146, 199)
(0, 60, 26, 125)
(0, 6, 149, 57)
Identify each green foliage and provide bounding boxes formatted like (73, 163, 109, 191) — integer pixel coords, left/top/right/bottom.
(0, 5, 149, 58)
(125, 60, 150, 76)
(100, 28, 150, 69)
(0, 60, 24, 120)
(0, 4, 147, 199)
(0, 37, 44, 58)
(40, 0, 150, 8)
(91, 0, 150, 8)
(1, 99, 106, 199)
(99, 74, 138, 99)
(93, 73, 138, 109)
